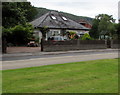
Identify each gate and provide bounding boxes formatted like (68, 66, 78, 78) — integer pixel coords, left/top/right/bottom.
(106, 40, 111, 48)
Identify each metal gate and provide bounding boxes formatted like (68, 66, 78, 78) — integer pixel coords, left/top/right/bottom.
(107, 40, 111, 48)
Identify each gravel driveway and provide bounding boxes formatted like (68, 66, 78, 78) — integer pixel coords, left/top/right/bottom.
(7, 47, 41, 53)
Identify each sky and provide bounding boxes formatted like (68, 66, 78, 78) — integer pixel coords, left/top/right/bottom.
(28, 0, 119, 22)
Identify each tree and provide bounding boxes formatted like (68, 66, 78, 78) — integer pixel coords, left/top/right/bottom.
(98, 14, 115, 39)
(2, 23, 34, 46)
(2, 2, 37, 28)
(2, 27, 10, 53)
(2, 2, 26, 28)
(2, 27, 13, 44)
(89, 14, 116, 39)
(89, 19, 99, 39)
(16, 2, 38, 22)
(2, 2, 37, 53)
(39, 26, 49, 51)
(114, 23, 120, 39)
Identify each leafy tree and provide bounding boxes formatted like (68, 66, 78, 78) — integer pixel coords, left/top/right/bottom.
(12, 24, 34, 45)
(2, 23, 34, 46)
(98, 14, 115, 39)
(2, 2, 26, 28)
(89, 19, 99, 39)
(114, 23, 120, 39)
(39, 26, 49, 51)
(2, 2, 37, 28)
(2, 2, 37, 52)
(39, 26, 49, 40)
(16, 2, 38, 22)
(2, 27, 13, 43)
(89, 14, 116, 39)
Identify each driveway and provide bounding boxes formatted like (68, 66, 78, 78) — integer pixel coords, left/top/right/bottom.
(7, 47, 41, 53)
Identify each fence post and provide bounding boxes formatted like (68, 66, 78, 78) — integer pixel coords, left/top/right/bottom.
(111, 40, 113, 48)
(2, 38, 7, 53)
(105, 40, 107, 48)
(77, 40, 80, 46)
(77, 40, 80, 49)
(41, 38, 44, 52)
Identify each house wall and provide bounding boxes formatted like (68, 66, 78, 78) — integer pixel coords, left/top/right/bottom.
(34, 29, 42, 43)
(46, 29, 61, 40)
(43, 40, 106, 52)
(79, 21, 92, 29)
(66, 30, 89, 38)
(84, 23, 92, 29)
(45, 29, 89, 40)
(66, 30, 88, 34)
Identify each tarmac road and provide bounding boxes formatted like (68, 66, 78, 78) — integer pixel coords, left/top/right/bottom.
(2, 50, 118, 70)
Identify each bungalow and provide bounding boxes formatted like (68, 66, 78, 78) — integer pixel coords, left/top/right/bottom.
(30, 11, 89, 42)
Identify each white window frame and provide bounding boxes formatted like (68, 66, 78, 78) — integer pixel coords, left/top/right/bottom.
(50, 29, 61, 36)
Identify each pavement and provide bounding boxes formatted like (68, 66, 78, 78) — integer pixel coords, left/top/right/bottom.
(2, 49, 119, 58)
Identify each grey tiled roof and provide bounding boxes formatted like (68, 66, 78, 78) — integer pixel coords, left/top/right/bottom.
(30, 11, 89, 30)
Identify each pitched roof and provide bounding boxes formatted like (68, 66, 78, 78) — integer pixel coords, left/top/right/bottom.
(30, 11, 89, 30)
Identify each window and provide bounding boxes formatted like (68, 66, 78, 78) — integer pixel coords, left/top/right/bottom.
(62, 16, 67, 20)
(53, 31, 60, 36)
(50, 30, 60, 36)
(51, 16, 56, 20)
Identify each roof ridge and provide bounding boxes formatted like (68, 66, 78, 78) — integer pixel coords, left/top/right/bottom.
(38, 11, 51, 27)
(30, 11, 89, 30)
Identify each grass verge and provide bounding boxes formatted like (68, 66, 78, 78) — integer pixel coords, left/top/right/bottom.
(2, 59, 118, 93)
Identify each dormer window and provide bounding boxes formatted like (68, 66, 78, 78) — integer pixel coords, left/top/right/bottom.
(51, 16, 56, 20)
(62, 16, 67, 20)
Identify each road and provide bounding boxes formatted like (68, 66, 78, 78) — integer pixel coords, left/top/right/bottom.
(2, 51, 118, 70)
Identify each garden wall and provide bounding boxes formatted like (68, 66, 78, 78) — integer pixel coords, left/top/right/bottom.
(111, 40, 119, 49)
(43, 40, 107, 52)
(7, 47, 41, 53)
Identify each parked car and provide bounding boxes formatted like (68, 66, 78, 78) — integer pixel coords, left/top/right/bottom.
(48, 36, 67, 41)
(27, 41, 38, 47)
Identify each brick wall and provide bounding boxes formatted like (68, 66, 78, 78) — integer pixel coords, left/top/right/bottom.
(111, 40, 119, 49)
(43, 40, 106, 52)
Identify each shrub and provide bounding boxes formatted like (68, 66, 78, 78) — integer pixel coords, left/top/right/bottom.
(2, 23, 34, 46)
(81, 33, 93, 40)
(12, 24, 34, 45)
(68, 31, 78, 40)
(2, 27, 13, 43)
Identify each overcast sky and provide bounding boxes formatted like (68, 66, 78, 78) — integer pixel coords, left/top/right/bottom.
(28, 0, 119, 22)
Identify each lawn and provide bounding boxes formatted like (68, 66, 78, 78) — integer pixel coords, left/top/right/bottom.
(2, 59, 118, 93)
